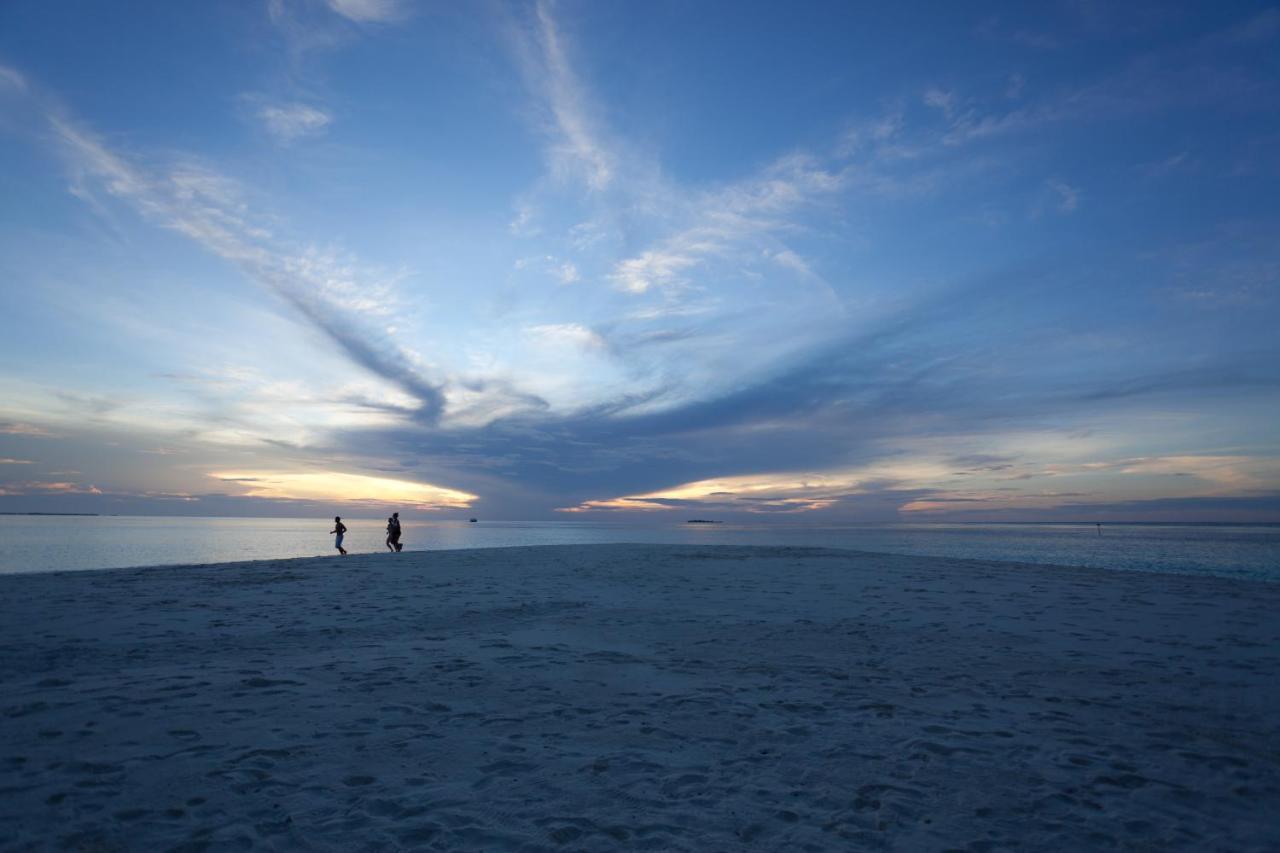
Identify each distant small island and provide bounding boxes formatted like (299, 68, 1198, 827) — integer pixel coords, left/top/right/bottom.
(686, 519, 722, 524)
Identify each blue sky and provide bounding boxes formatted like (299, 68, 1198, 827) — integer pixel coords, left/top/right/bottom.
(1, 0, 1278, 521)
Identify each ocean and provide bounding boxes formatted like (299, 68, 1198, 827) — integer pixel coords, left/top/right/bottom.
(0, 516, 1277, 580)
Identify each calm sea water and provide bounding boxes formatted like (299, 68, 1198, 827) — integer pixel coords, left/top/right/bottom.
(0, 516, 1277, 580)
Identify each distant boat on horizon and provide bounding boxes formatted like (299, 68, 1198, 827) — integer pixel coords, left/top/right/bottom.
(686, 519, 722, 524)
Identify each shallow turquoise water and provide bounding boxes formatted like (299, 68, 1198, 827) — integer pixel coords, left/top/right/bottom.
(0, 517, 1276, 580)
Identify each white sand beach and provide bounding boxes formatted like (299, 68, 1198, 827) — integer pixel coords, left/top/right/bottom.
(1, 544, 1277, 851)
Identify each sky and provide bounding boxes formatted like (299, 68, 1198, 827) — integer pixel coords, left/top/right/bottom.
(1, 0, 1278, 522)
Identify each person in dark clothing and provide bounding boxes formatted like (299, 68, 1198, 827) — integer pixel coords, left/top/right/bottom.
(386, 512, 402, 552)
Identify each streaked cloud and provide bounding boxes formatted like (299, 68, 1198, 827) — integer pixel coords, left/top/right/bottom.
(559, 451, 1280, 519)
(1139, 151, 1190, 177)
(0, 422, 56, 437)
(609, 249, 697, 295)
(601, 151, 845, 310)
(257, 102, 332, 143)
(0, 481, 102, 496)
(923, 87, 956, 116)
(512, 0, 616, 190)
(1046, 178, 1080, 213)
(0, 64, 26, 92)
(553, 260, 580, 284)
(210, 470, 476, 509)
(769, 249, 813, 276)
(328, 0, 405, 24)
(12, 86, 449, 421)
(525, 323, 604, 351)
(559, 470, 861, 514)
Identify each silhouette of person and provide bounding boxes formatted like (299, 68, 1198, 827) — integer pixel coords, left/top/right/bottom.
(331, 516, 348, 556)
(386, 512, 402, 552)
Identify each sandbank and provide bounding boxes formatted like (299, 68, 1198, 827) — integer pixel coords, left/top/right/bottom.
(1, 545, 1276, 851)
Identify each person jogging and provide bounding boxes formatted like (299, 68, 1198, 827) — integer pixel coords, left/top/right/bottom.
(385, 512, 403, 552)
(331, 516, 348, 556)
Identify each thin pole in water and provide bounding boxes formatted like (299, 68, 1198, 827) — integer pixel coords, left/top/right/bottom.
(1096, 522, 1102, 537)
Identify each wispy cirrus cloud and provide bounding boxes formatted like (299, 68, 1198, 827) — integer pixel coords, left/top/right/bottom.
(524, 323, 605, 352)
(3, 73, 450, 423)
(606, 152, 845, 297)
(0, 65, 26, 93)
(500, 3, 852, 413)
(510, 0, 616, 191)
(256, 101, 332, 143)
(1139, 150, 1190, 177)
(1046, 178, 1080, 213)
(486, 1, 1280, 459)
(923, 86, 956, 117)
(327, 0, 405, 25)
